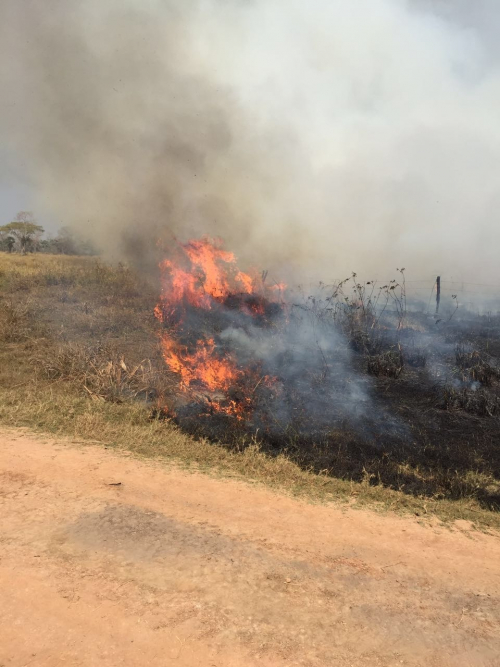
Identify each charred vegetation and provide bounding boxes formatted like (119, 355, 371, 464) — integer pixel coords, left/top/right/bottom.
(1, 250, 500, 514)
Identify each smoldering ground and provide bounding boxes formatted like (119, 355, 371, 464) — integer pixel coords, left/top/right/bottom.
(1, 0, 500, 284)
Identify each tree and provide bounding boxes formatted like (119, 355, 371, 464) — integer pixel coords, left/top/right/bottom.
(0, 212, 44, 254)
(5, 236, 15, 253)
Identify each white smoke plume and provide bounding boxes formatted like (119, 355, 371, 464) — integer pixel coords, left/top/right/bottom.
(1, 0, 499, 282)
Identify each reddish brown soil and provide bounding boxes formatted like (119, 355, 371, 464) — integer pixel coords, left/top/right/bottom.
(0, 429, 499, 667)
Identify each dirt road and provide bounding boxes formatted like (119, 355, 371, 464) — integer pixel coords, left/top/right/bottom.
(1, 429, 499, 666)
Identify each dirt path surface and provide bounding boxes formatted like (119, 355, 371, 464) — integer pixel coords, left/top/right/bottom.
(1, 429, 499, 667)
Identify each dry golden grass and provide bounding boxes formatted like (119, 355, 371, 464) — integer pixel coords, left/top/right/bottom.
(3, 381, 498, 528)
(1, 252, 499, 530)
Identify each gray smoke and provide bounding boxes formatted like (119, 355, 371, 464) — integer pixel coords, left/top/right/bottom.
(1, 0, 500, 282)
(219, 313, 373, 433)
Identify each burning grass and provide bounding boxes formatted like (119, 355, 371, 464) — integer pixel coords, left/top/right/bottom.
(1, 251, 500, 528)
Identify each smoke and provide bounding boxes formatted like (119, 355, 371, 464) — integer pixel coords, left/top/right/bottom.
(1, 0, 500, 282)
(219, 314, 375, 436)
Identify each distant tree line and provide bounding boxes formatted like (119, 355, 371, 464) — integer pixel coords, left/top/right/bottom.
(0, 211, 96, 255)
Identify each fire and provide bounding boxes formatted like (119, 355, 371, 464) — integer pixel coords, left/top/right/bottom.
(160, 336, 240, 392)
(157, 237, 256, 313)
(155, 237, 285, 420)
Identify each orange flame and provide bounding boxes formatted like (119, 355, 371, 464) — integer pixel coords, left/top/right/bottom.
(158, 237, 256, 313)
(155, 237, 285, 419)
(161, 336, 240, 392)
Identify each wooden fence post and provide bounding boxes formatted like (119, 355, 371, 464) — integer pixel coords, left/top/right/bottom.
(435, 276, 441, 315)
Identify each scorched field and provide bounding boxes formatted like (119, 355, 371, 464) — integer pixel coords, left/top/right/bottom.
(1, 247, 500, 529)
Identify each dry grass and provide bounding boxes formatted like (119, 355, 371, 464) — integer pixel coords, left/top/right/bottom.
(36, 343, 172, 403)
(1, 381, 498, 529)
(367, 349, 404, 378)
(0, 299, 33, 342)
(441, 386, 500, 417)
(455, 344, 500, 386)
(0, 252, 499, 530)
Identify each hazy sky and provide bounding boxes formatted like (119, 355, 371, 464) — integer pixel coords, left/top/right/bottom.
(0, 149, 58, 233)
(0, 148, 29, 225)
(1, 0, 500, 282)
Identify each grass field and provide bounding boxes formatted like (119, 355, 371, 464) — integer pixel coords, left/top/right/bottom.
(1, 252, 499, 530)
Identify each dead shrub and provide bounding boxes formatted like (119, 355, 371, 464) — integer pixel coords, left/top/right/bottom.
(441, 386, 500, 417)
(455, 345, 500, 387)
(404, 349, 427, 368)
(367, 349, 404, 378)
(347, 327, 383, 355)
